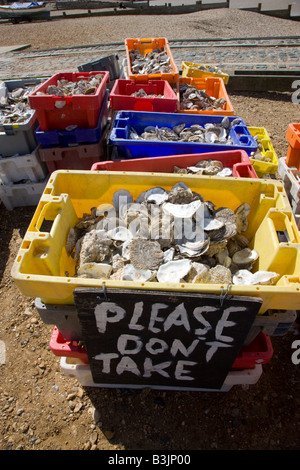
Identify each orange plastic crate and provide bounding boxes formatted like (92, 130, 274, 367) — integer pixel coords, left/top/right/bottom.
(125, 37, 179, 85)
(178, 76, 234, 116)
(286, 123, 300, 171)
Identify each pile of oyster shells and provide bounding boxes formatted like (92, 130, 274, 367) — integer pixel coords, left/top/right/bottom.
(250, 133, 272, 163)
(0, 84, 36, 125)
(194, 64, 226, 75)
(66, 182, 280, 286)
(129, 116, 242, 145)
(129, 47, 173, 75)
(179, 84, 227, 111)
(130, 88, 164, 99)
(173, 159, 233, 177)
(36, 74, 104, 97)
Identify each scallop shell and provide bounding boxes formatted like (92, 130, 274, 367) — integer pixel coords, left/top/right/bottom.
(157, 259, 192, 283)
(77, 262, 112, 279)
(128, 238, 164, 270)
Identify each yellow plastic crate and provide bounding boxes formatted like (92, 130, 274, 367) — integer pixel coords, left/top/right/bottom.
(181, 61, 229, 84)
(249, 127, 279, 177)
(11, 170, 300, 312)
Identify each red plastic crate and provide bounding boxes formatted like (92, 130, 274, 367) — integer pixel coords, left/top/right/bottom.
(28, 71, 110, 131)
(90, 149, 258, 178)
(49, 327, 89, 363)
(231, 332, 273, 370)
(39, 138, 106, 172)
(109, 79, 178, 112)
(49, 327, 272, 370)
(286, 123, 300, 171)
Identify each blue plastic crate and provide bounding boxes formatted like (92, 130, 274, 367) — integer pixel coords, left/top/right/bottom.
(34, 90, 109, 148)
(108, 111, 258, 160)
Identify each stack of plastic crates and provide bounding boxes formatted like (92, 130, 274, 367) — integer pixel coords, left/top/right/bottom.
(278, 123, 300, 230)
(0, 79, 49, 210)
(11, 170, 300, 391)
(28, 72, 110, 172)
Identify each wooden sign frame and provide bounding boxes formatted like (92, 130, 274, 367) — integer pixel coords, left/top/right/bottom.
(73, 288, 262, 391)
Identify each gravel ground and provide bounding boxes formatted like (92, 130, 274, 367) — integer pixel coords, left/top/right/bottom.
(0, 8, 300, 453)
(0, 8, 299, 50)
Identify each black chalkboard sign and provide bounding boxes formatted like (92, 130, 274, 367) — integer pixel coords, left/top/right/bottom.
(73, 288, 262, 391)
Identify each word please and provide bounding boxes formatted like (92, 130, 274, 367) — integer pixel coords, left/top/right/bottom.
(94, 301, 241, 339)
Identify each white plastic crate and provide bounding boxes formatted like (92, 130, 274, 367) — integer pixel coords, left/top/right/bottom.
(0, 178, 48, 211)
(0, 147, 48, 185)
(278, 157, 300, 201)
(278, 157, 300, 224)
(59, 356, 263, 392)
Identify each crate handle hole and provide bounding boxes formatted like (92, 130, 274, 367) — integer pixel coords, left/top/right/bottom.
(21, 240, 31, 250)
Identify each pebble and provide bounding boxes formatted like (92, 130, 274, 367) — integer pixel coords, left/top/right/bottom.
(90, 431, 98, 445)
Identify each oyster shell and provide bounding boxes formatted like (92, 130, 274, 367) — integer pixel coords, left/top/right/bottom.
(107, 226, 133, 242)
(128, 238, 164, 270)
(122, 264, 154, 282)
(77, 262, 112, 279)
(235, 203, 251, 233)
(112, 189, 133, 210)
(163, 199, 202, 219)
(177, 237, 210, 258)
(66, 227, 80, 255)
(189, 262, 209, 283)
(144, 187, 169, 205)
(157, 259, 192, 283)
(232, 248, 259, 267)
(233, 269, 280, 285)
(201, 264, 232, 284)
(167, 185, 194, 204)
(78, 230, 112, 266)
